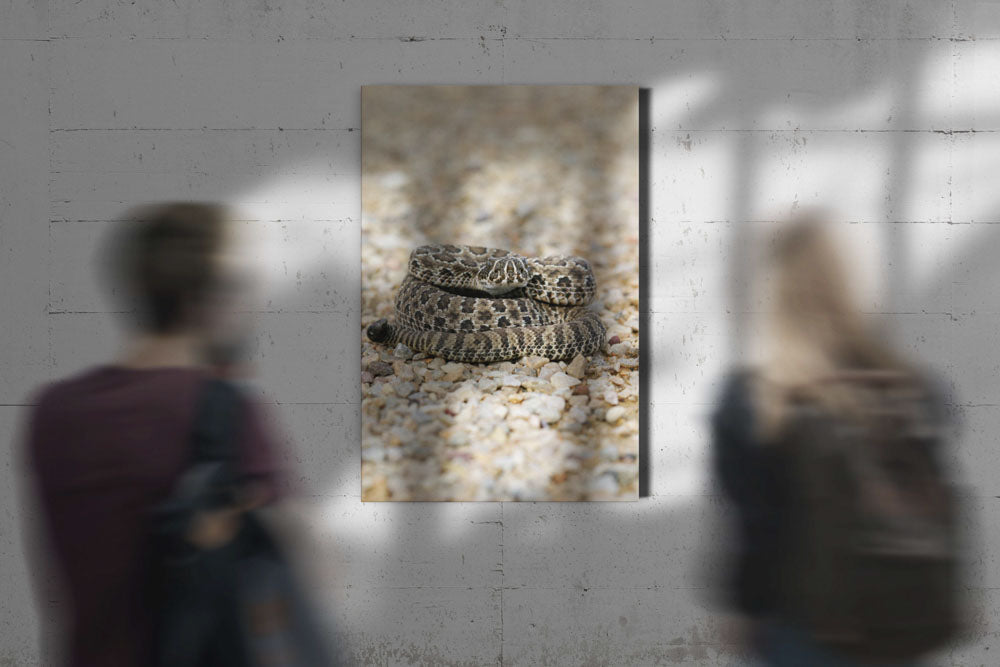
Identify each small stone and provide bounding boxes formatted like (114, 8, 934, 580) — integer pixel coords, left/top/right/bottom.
(608, 323, 631, 340)
(605, 406, 626, 423)
(501, 375, 522, 387)
(412, 410, 434, 424)
(521, 355, 549, 370)
(441, 362, 466, 382)
(393, 343, 413, 359)
(477, 377, 500, 392)
(538, 362, 562, 380)
(565, 354, 588, 379)
(361, 371, 374, 384)
(608, 335, 621, 346)
(520, 376, 549, 391)
(392, 361, 415, 381)
(572, 383, 589, 395)
(380, 171, 409, 189)
(394, 382, 416, 397)
(367, 361, 393, 377)
(522, 394, 566, 423)
(603, 388, 619, 406)
(420, 381, 450, 396)
(493, 361, 517, 374)
(362, 446, 386, 463)
(550, 372, 581, 389)
(588, 473, 620, 496)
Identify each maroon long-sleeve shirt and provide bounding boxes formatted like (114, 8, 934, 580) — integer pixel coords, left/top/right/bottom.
(21, 365, 286, 667)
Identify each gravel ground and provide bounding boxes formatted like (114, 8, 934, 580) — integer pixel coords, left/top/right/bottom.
(361, 86, 639, 501)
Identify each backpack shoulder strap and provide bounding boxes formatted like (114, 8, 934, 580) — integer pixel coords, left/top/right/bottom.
(179, 377, 246, 510)
(189, 377, 244, 465)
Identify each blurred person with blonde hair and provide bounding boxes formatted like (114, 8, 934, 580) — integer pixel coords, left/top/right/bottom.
(711, 214, 964, 665)
(18, 203, 290, 666)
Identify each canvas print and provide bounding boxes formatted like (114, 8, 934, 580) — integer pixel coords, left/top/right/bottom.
(361, 85, 639, 501)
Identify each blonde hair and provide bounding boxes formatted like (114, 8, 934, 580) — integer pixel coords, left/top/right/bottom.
(753, 215, 911, 442)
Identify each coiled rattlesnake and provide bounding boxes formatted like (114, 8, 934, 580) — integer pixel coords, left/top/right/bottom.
(366, 244, 607, 363)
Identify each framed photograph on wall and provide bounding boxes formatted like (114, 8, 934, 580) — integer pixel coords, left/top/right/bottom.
(361, 85, 639, 501)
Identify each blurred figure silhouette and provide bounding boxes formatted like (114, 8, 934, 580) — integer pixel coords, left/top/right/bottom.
(18, 203, 333, 666)
(711, 214, 966, 666)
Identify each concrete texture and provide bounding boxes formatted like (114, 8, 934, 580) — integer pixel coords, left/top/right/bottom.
(3, 1, 1000, 664)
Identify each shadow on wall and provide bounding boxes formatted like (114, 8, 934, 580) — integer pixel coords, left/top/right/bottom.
(256, 67, 1000, 661)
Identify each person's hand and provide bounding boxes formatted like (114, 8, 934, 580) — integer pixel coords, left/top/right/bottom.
(186, 506, 242, 549)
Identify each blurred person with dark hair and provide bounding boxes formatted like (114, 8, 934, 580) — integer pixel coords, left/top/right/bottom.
(711, 215, 965, 666)
(18, 203, 288, 666)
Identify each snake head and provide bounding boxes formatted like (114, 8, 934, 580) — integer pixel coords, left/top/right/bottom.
(475, 256, 530, 295)
(366, 319, 392, 343)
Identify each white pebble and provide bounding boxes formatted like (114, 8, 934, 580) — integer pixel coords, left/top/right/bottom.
(588, 473, 620, 496)
(521, 355, 549, 370)
(538, 362, 562, 380)
(550, 372, 581, 388)
(361, 447, 385, 462)
(565, 354, 588, 379)
(393, 343, 413, 359)
(501, 375, 522, 387)
(605, 406, 626, 423)
(521, 394, 566, 423)
(477, 377, 500, 392)
(380, 171, 409, 189)
(603, 388, 619, 406)
(520, 377, 549, 391)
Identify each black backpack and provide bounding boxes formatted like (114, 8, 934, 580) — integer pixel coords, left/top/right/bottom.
(148, 378, 341, 667)
(777, 370, 964, 662)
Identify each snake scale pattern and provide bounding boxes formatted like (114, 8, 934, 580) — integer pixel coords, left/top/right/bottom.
(366, 244, 607, 363)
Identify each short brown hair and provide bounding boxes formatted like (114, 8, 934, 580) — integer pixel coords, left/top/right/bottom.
(113, 202, 229, 333)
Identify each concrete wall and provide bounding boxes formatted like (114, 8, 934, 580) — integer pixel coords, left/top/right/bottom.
(3, 1, 999, 664)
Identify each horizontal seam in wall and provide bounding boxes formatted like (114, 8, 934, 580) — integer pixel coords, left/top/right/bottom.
(45, 128, 995, 133)
(49, 127, 359, 132)
(27, 36, 993, 43)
